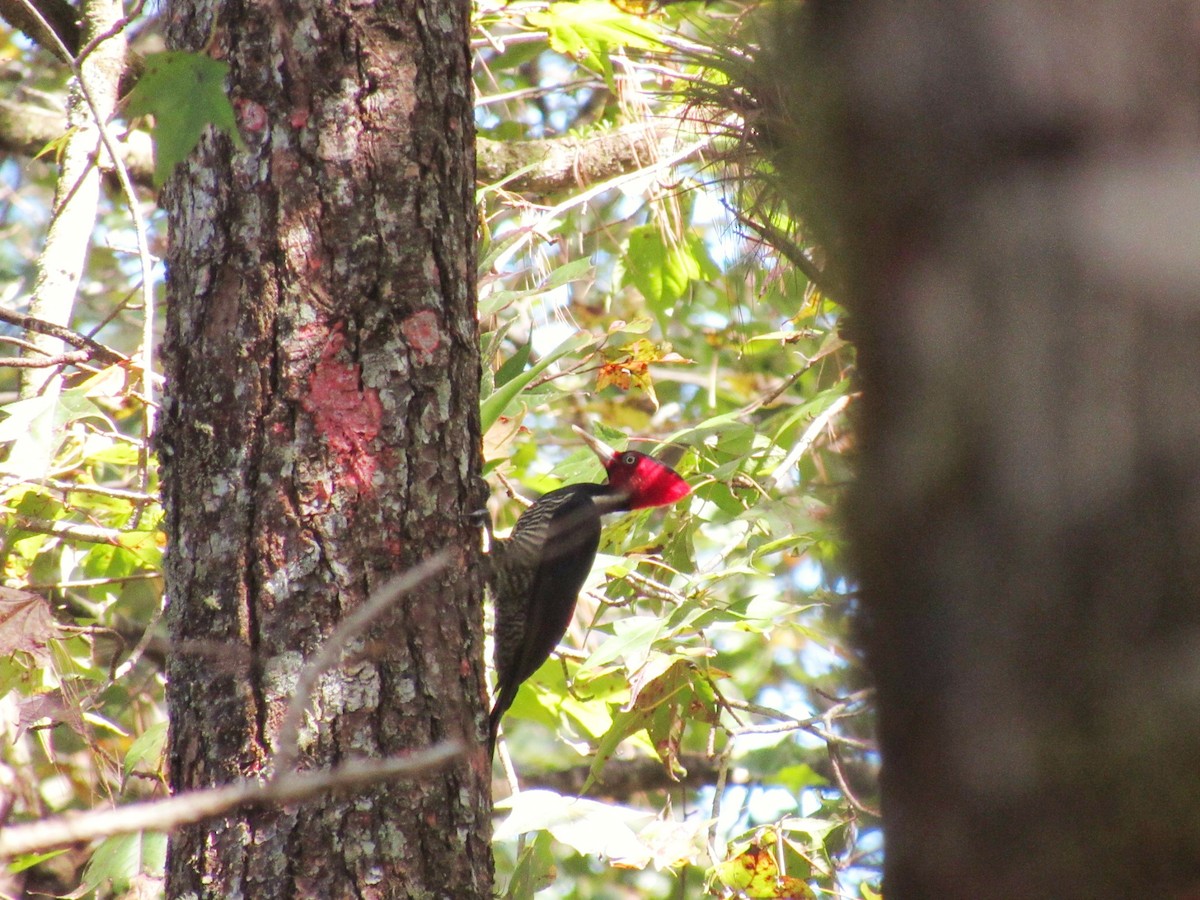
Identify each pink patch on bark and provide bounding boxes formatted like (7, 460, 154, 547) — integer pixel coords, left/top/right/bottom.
(303, 328, 382, 495)
(235, 98, 268, 133)
(401, 309, 441, 365)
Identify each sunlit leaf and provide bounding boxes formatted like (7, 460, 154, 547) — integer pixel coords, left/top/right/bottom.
(527, 0, 666, 88)
(623, 225, 701, 319)
(714, 844, 815, 899)
(496, 789, 654, 867)
(480, 331, 595, 431)
(124, 50, 244, 186)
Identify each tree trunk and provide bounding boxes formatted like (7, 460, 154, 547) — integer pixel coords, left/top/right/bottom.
(159, 1, 490, 896)
(777, 2, 1200, 896)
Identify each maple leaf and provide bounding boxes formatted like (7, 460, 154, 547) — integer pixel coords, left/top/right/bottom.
(0, 586, 60, 662)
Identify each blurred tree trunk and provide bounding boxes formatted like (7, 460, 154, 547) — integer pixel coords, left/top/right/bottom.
(158, 1, 490, 896)
(771, 2, 1200, 896)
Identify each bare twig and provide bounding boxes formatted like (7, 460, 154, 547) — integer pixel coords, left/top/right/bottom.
(28, 572, 160, 591)
(488, 129, 720, 275)
(30, 477, 156, 502)
(0, 350, 91, 368)
(619, 569, 688, 606)
(0, 334, 65, 356)
(730, 206, 836, 299)
(827, 742, 881, 819)
(0, 306, 128, 367)
(771, 392, 855, 487)
(477, 78, 601, 109)
(110, 601, 162, 681)
(12, 515, 121, 545)
(272, 551, 453, 775)
(0, 0, 80, 58)
(512, 753, 736, 802)
(739, 367, 807, 416)
(0, 739, 464, 858)
(723, 690, 875, 748)
(708, 740, 734, 853)
(470, 30, 547, 52)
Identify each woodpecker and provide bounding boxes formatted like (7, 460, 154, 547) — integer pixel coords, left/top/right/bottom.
(487, 426, 690, 758)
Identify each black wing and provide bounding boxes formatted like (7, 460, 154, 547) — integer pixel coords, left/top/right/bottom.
(488, 485, 604, 756)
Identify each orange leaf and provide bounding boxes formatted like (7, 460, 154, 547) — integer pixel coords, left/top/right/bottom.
(596, 363, 632, 392)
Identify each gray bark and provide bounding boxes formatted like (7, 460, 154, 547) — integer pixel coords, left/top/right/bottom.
(159, 1, 490, 896)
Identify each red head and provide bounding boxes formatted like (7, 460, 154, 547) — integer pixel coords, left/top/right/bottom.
(573, 426, 691, 510)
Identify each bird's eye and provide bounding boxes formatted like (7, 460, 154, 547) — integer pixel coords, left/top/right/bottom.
(622, 453, 638, 466)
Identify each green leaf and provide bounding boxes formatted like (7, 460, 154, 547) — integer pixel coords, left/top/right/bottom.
(623, 225, 701, 320)
(123, 720, 168, 779)
(501, 829, 557, 898)
(771, 764, 828, 794)
(527, 1, 666, 89)
(81, 830, 167, 894)
(124, 51, 244, 186)
(0, 395, 56, 446)
(479, 257, 594, 317)
(494, 341, 533, 388)
(576, 615, 665, 677)
(480, 331, 595, 431)
(8, 848, 68, 874)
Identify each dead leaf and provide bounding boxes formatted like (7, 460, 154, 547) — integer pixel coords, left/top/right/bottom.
(0, 586, 59, 661)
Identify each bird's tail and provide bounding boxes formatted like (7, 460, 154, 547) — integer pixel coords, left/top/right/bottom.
(486, 688, 515, 760)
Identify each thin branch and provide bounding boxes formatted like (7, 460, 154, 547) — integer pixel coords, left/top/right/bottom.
(111, 600, 163, 682)
(0, 0, 80, 59)
(477, 119, 706, 199)
(730, 206, 836, 300)
(487, 128, 721, 275)
(512, 753, 736, 802)
(0, 350, 91, 368)
(0, 334, 62, 356)
(808, 723, 876, 753)
(31, 477, 156, 502)
(723, 691, 875, 748)
(16, 0, 125, 406)
(471, 30, 547, 52)
(73, 0, 143, 66)
(827, 742, 881, 819)
(13, 515, 121, 545)
(0, 739, 464, 858)
(0, 306, 128, 367)
(0, 97, 155, 187)
(708, 741, 735, 853)
(28, 572, 160, 591)
(18, 0, 158, 509)
(771, 392, 855, 487)
(477, 78, 601, 109)
(272, 551, 453, 775)
(739, 367, 807, 416)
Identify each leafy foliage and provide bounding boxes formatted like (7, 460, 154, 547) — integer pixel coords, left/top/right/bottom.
(474, 3, 873, 897)
(0, 1, 876, 897)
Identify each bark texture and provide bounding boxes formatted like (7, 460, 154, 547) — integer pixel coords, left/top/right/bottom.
(765, 2, 1200, 897)
(159, 1, 489, 897)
